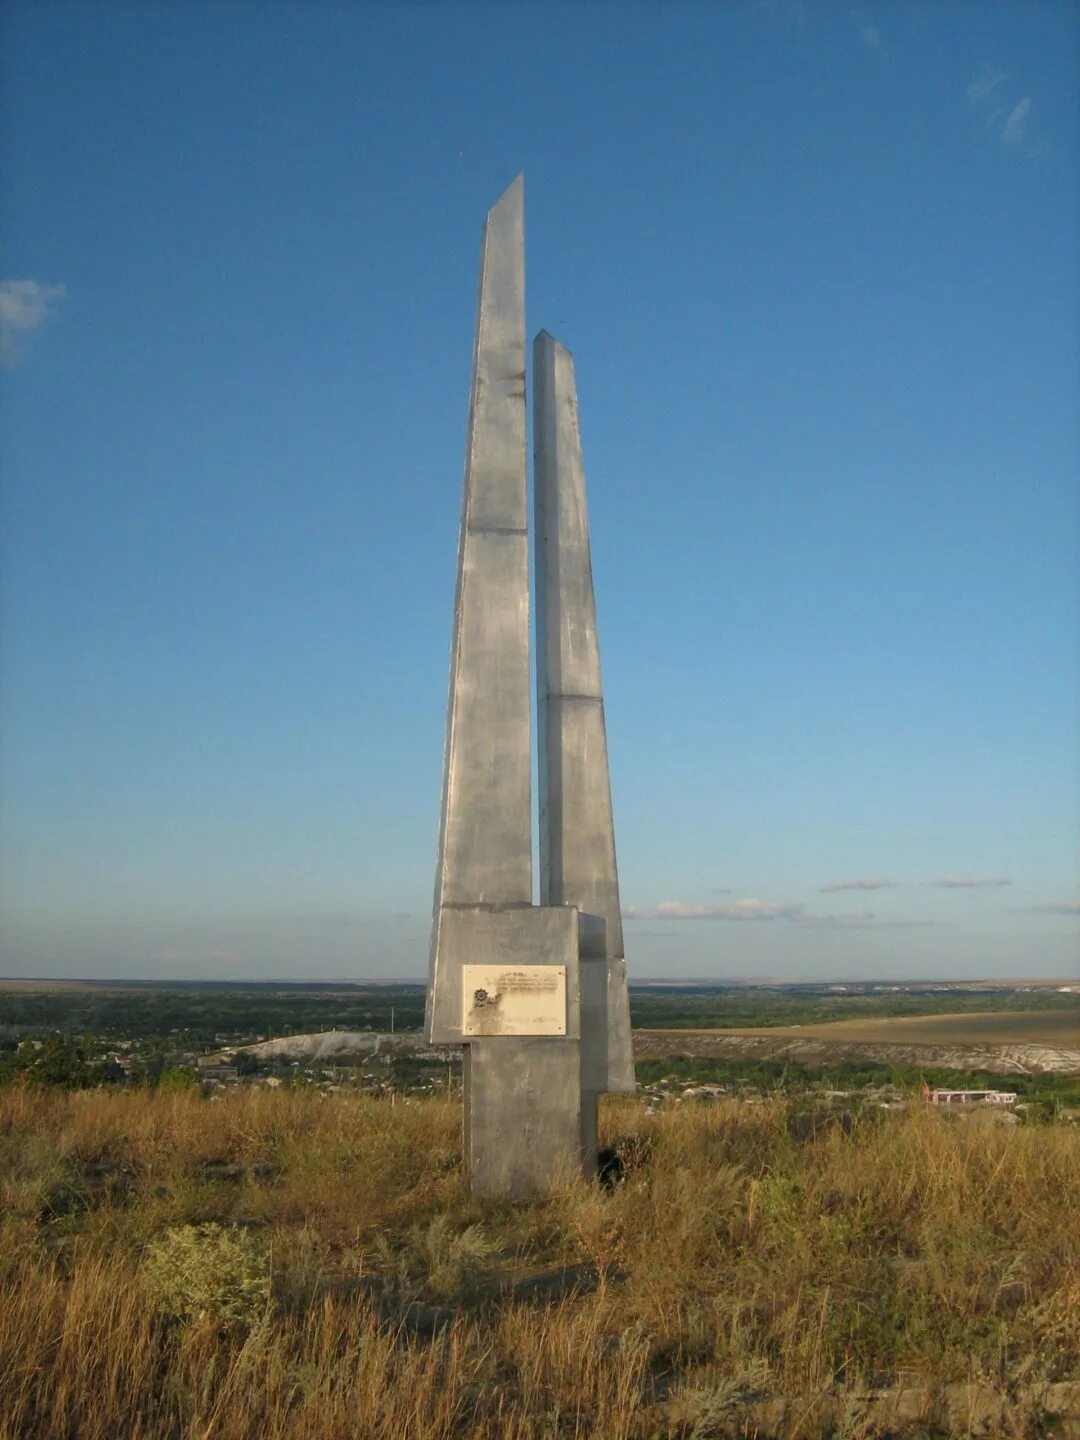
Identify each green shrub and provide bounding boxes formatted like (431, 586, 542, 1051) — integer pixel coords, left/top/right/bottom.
(140, 1222, 270, 1327)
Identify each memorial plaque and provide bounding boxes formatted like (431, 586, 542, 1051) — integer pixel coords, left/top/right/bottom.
(462, 964, 567, 1036)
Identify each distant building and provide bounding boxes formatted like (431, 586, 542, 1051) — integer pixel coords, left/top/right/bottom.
(197, 1055, 238, 1082)
(923, 1083, 1016, 1107)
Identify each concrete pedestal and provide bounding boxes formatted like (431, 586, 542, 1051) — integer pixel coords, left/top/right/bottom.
(465, 1039, 590, 1198)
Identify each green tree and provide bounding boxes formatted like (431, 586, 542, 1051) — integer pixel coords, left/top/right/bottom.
(158, 1066, 200, 1093)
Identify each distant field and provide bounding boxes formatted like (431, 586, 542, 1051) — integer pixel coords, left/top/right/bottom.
(658, 1009, 1080, 1048)
(634, 1007, 1080, 1076)
(3, 982, 1076, 1064)
(0, 978, 109, 993)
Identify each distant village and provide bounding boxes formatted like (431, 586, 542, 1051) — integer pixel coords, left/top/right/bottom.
(0, 1021, 1056, 1117)
(158, 1031, 1032, 1117)
(3, 1001, 1075, 1121)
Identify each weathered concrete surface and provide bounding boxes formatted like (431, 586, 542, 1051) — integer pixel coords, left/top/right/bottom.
(431, 904, 580, 1045)
(465, 1037, 587, 1199)
(425, 184, 642, 1193)
(427, 176, 531, 1044)
(458, 906, 584, 1196)
(425, 180, 594, 1196)
(534, 330, 634, 1095)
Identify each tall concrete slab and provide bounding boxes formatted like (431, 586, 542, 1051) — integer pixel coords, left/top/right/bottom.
(427, 176, 532, 1044)
(426, 181, 589, 1198)
(534, 331, 635, 1094)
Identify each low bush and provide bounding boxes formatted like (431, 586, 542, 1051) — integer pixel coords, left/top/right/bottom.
(140, 1222, 271, 1328)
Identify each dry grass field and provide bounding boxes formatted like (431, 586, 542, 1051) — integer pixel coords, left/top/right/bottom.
(2, 1086, 1079, 1438)
(650, 1009, 1080, 1048)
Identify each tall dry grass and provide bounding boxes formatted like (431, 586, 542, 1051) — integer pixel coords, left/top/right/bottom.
(1, 1085, 1078, 1438)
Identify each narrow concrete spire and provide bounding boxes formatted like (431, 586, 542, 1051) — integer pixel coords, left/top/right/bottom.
(427, 177, 531, 1040)
(425, 184, 630, 1196)
(534, 330, 635, 1092)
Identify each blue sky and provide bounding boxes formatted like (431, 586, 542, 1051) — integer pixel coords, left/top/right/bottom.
(2, 0, 1077, 981)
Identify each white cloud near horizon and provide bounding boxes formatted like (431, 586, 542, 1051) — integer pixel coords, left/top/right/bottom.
(929, 876, 1011, 889)
(625, 899, 802, 922)
(805, 914, 948, 930)
(0, 280, 66, 365)
(624, 899, 945, 930)
(1028, 901, 1080, 916)
(819, 877, 893, 893)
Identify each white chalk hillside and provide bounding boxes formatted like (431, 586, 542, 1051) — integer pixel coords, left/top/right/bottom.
(235, 1031, 429, 1063)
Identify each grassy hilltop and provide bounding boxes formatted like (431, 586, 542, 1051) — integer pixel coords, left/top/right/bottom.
(2, 1086, 1079, 1439)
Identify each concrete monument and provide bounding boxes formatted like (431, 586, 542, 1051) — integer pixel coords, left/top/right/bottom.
(426, 176, 632, 1197)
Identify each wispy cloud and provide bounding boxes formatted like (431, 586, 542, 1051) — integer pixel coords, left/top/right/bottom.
(803, 913, 948, 930)
(819, 877, 893, 893)
(967, 64, 1040, 156)
(272, 911, 389, 931)
(152, 947, 242, 966)
(928, 876, 1011, 890)
(757, 0, 806, 31)
(967, 62, 1006, 107)
(1028, 900, 1080, 916)
(863, 919, 947, 929)
(850, 9, 884, 54)
(625, 898, 944, 930)
(797, 909, 874, 927)
(1000, 97, 1032, 149)
(625, 899, 802, 922)
(0, 279, 66, 366)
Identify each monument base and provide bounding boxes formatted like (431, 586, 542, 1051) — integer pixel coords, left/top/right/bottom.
(465, 1038, 595, 1199)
